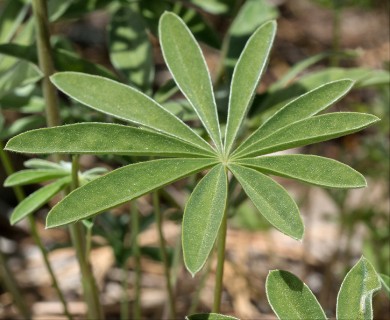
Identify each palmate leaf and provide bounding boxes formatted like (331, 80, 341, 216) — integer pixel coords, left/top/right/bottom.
(4, 169, 70, 187)
(237, 155, 366, 188)
(50, 72, 212, 152)
(5, 123, 215, 158)
(224, 20, 276, 155)
(336, 256, 381, 320)
(235, 79, 354, 154)
(159, 12, 223, 152)
(3, 11, 380, 280)
(228, 164, 303, 240)
(234, 112, 379, 158)
(266, 270, 326, 320)
(10, 176, 71, 225)
(183, 165, 227, 275)
(46, 158, 217, 228)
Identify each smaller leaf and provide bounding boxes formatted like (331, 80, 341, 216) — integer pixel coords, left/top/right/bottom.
(266, 270, 327, 320)
(228, 164, 303, 240)
(224, 20, 276, 155)
(24, 158, 64, 170)
(183, 164, 227, 276)
(5, 123, 215, 158)
(50, 72, 212, 152)
(336, 256, 381, 320)
(186, 313, 239, 320)
(46, 158, 217, 228)
(0, 60, 42, 99)
(4, 169, 70, 187)
(224, 0, 278, 73)
(10, 177, 71, 225)
(234, 113, 380, 158)
(159, 12, 223, 151)
(109, 5, 154, 91)
(237, 155, 366, 188)
(235, 79, 354, 154)
(0, 0, 29, 43)
(0, 115, 45, 140)
(379, 274, 390, 298)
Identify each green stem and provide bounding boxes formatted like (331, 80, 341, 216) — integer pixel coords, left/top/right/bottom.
(31, 0, 61, 129)
(331, 0, 342, 67)
(0, 144, 72, 319)
(153, 191, 176, 319)
(31, 0, 103, 316)
(131, 201, 141, 320)
(0, 241, 30, 319)
(212, 168, 229, 313)
(69, 155, 104, 319)
(212, 209, 228, 313)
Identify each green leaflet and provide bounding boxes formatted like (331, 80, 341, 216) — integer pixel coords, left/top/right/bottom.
(234, 79, 354, 154)
(224, 0, 278, 73)
(24, 158, 64, 170)
(224, 21, 276, 155)
(46, 158, 217, 228)
(234, 112, 380, 158)
(4, 169, 70, 187)
(0, 60, 42, 99)
(183, 165, 227, 276)
(236, 155, 366, 188)
(336, 256, 381, 320)
(186, 313, 239, 320)
(0, 0, 29, 43)
(266, 270, 327, 320)
(0, 44, 115, 79)
(10, 177, 71, 225)
(5, 123, 215, 158)
(228, 164, 303, 240)
(109, 5, 154, 92)
(159, 12, 222, 152)
(50, 72, 212, 152)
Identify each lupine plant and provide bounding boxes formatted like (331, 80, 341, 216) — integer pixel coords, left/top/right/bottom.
(266, 256, 388, 320)
(4, 11, 381, 318)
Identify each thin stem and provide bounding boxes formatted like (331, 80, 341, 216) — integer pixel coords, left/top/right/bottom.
(153, 191, 176, 319)
(131, 201, 141, 320)
(0, 144, 72, 319)
(69, 156, 104, 319)
(0, 241, 30, 319)
(331, 0, 342, 67)
(31, 1, 104, 316)
(212, 168, 229, 313)
(212, 208, 228, 313)
(31, 0, 61, 129)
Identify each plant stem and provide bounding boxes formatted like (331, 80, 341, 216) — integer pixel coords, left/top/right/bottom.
(212, 208, 228, 313)
(0, 144, 72, 319)
(212, 168, 229, 313)
(31, 0, 104, 316)
(69, 155, 104, 319)
(153, 191, 176, 319)
(0, 242, 30, 319)
(31, 0, 61, 129)
(131, 201, 141, 320)
(331, 0, 342, 67)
